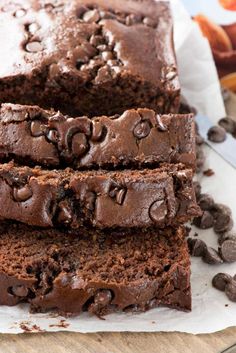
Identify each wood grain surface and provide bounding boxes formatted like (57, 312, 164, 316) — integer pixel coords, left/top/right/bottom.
(0, 328, 236, 353)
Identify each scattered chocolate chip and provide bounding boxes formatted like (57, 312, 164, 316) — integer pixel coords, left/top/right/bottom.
(13, 185, 33, 202)
(30, 120, 44, 137)
(225, 281, 236, 302)
(218, 117, 236, 134)
(219, 239, 236, 263)
(211, 203, 233, 234)
(207, 126, 227, 143)
(198, 194, 214, 211)
(202, 247, 223, 265)
(116, 188, 126, 205)
(71, 133, 88, 156)
(83, 9, 100, 23)
(58, 200, 73, 224)
(212, 273, 232, 291)
(91, 121, 106, 142)
(47, 129, 58, 143)
(149, 200, 167, 224)
(218, 231, 236, 245)
(25, 41, 43, 53)
(193, 211, 214, 229)
(11, 285, 29, 297)
(133, 121, 151, 139)
(203, 169, 215, 177)
(187, 238, 207, 257)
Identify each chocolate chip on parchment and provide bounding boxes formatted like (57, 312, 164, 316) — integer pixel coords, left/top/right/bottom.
(116, 188, 126, 205)
(203, 169, 215, 177)
(219, 239, 236, 263)
(133, 121, 151, 139)
(211, 203, 233, 234)
(187, 238, 207, 257)
(218, 231, 236, 245)
(218, 117, 236, 134)
(212, 273, 232, 291)
(207, 126, 226, 143)
(198, 194, 214, 211)
(193, 181, 201, 200)
(193, 211, 214, 229)
(202, 247, 223, 265)
(225, 281, 236, 302)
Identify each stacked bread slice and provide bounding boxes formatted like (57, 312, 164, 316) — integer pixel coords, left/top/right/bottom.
(0, 0, 200, 315)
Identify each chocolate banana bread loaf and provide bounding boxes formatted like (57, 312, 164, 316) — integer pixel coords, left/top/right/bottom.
(0, 104, 195, 169)
(0, 162, 200, 229)
(0, 222, 191, 314)
(0, 0, 180, 117)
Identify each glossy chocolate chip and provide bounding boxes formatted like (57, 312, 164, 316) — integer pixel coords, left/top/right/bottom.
(47, 129, 58, 143)
(193, 211, 214, 229)
(25, 41, 43, 53)
(212, 273, 232, 291)
(11, 285, 29, 297)
(225, 281, 236, 302)
(202, 247, 223, 265)
(116, 189, 126, 205)
(84, 191, 96, 211)
(156, 115, 168, 131)
(57, 200, 73, 224)
(83, 9, 100, 23)
(219, 239, 236, 263)
(149, 200, 167, 224)
(71, 133, 88, 156)
(218, 231, 236, 245)
(30, 120, 44, 137)
(91, 121, 106, 142)
(187, 238, 207, 257)
(218, 117, 236, 134)
(211, 203, 233, 234)
(207, 126, 226, 143)
(133, 121, 151, 139)
(198, 194, 214, 211)
(13, 185, 33, 202)
(193, 181, 202, 200)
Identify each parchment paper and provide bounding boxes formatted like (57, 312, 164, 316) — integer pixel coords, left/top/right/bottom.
(1, 0, 233, 334)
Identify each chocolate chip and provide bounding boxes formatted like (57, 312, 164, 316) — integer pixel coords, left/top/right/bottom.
(219, 239, 236, 263)
(218, 117, 236, 134)
(14, 9, 26, 17)
(212, 273, 232, 291)
(133, 121, 151, 139)
(13, 185, 33, 202)
(84, 191, 96, 211)
(47, 129, 58, 143)
(143, 17, 156, 27)
(83, 9, 100, 23)
(91, 121, 106, 142)
(218, 231, 236, 245)
(30, 120, 44, 137)
(193, 181, 201, 200)
(116, 189, 126, 205)
(94, 290, 112, 306)
(203, 169, 215, 177)
(71, 133, 88, 156)
(225, 281, 236, 302)
(58, 200, 73, 224)
(198, 194, 214, 211)
(149, 200, 168, 224)
(207, 126, 226, 143)
(25, 41, 43, 53)
(187, 238, 207, 257)
(193, 211, 214, 229)
(211, 203, 233, 234)
(156, 114, 168, 131)
(101, 51, 113, 61)
(202, 247, 223, 265)
(11, 285, 29, 297)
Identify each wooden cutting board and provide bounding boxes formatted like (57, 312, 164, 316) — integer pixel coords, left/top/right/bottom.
(1, 328, 236, 353)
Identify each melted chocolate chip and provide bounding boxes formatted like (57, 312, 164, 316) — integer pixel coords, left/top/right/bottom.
(156, 115, 167, 131)
(149, 200, 167, 224)
(11, 285, 29, 297)
(116, 188, 126, 205)
(212, 273, 232, 291)
(30, 120, 44, 137)
(58, 200, 73, 224)
(47, 129, 58, 143)
(133, 121, 151, 139)
(71, 133, 88, 156)
(13, 185, 33, 202)
(219, 239, 236, 263)
(84, 191, 96, 211)
(25, 41, 43, 53)
(91, 121, 106, 142)
(207, 126, 226, 143)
